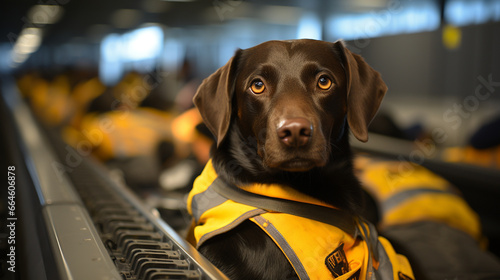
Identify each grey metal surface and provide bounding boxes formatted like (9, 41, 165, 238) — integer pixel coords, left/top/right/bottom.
(43, 204, 122, 280)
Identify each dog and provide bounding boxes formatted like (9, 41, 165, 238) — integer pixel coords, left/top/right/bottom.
(187, 39, 412, 280)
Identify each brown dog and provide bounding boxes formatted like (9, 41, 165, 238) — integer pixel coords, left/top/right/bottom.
(189, 39, 395, 279)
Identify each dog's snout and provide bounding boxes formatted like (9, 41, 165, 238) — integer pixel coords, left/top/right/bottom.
(277, 118, 312, 147)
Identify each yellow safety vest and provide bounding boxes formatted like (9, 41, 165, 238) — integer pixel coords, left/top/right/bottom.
(354, 155, 482, 243)
(187, 160, 414, 280)
(63, 108, 174, 161)
(28, 75, 75, 127)
(443, 145, 500, 170)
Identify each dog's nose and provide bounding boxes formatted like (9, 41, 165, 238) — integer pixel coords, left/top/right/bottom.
(277, 118, 312, 147)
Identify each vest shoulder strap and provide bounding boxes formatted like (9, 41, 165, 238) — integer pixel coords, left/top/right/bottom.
(211, 177, 358, 236)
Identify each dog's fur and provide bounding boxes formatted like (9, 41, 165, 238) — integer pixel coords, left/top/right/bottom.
(193, 39, 387, 279)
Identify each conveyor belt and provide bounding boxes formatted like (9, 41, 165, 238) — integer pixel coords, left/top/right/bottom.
(1, 75, 228, 280)
(48, 137, 227, 280)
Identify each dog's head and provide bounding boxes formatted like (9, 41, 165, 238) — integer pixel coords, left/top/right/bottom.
(194, 39, 387, 172)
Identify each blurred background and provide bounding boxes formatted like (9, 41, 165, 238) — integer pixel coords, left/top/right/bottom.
(1, 0, 500, 265)
(2, 0, 500, 144)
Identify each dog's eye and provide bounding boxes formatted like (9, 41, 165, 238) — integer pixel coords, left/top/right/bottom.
(250, 80, 266, 94)
(317, 76, 332, 90)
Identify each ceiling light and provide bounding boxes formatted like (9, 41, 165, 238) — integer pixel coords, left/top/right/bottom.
(13, 28, 43, 55)
(28, 5, 64, 25)
(11, 28, 43, 66)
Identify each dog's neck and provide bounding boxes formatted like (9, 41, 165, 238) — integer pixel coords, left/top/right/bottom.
(211, 123, 364, 214)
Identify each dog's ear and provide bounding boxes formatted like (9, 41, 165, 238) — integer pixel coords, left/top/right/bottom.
(333, 41, 387, 142)
(193, 50, 241, 146)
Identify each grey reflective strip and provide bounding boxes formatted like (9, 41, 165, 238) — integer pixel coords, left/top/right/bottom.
(358, 222, 376, 279)
(358, 221, 394, 279)
(381, 188, 455, 215)
(197, 209, 267, 248)
(253, 216, 309, 280)
(357, 222, 378, 260)
(374, 240, 394, 280)
(191, 184, 228, 223)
